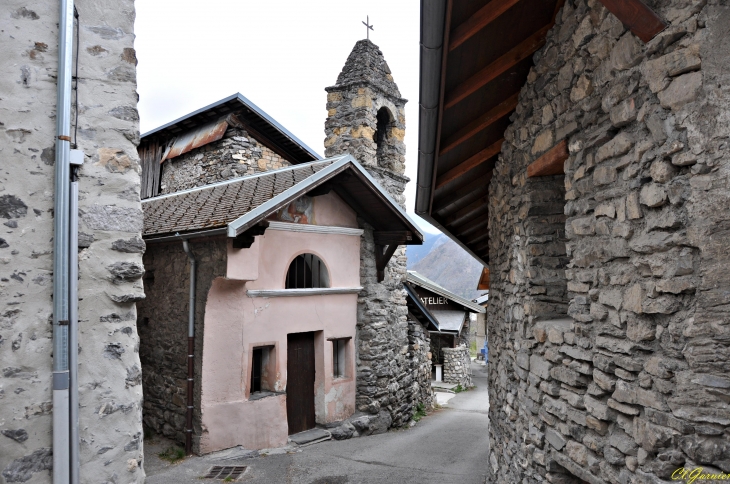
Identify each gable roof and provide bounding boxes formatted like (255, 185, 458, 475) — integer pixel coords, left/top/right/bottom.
(142, 155, 424, 245)
(406, 271, 484, 313)
(141, 93, 322, 164)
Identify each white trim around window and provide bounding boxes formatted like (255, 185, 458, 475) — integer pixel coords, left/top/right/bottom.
(246, 287, 363, 298)
(266, 221, 364, 237)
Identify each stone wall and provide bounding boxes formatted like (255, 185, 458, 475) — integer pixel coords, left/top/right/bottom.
(137, 238, 227, 453)
(487, 1, 730, 482)
(159, 126, 291, 195)
(407, 319, 434, 409)
(0, 1, 145, 482)
(325, 40, 431, 428)
(443, 347, 472, 388)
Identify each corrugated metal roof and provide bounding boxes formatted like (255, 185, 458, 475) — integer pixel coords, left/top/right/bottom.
(406, 271, 485, 313)
(161, 118, 229, 162)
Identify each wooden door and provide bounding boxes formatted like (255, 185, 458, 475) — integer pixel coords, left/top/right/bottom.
(286, 332, 316, 434)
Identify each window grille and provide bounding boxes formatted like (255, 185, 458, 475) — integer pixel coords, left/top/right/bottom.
(285, 253, 330, 289)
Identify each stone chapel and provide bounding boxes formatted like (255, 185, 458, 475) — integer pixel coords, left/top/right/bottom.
(135, 39, 434, 453)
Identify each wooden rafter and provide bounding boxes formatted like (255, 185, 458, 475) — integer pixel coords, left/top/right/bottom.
(597, 0, 666, 43)
(445, 26, 550, 110)
(527, 140, 569, 177)
(449, 0, 522, 51)
(444, 197, 489, 227)
(375, 244, 398, 282)
(440, 93, 519, 156)
(456, 217, 489, 238)
(477, 267, 490, 290)
(435, 179, 492, 217)
(465, 230, 489, 246)
(374, 231, 413, 245)
(436, 139, 503, 189)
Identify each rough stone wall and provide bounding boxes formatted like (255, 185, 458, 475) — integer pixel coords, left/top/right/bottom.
(0, 1, 145, 482)
(137, 238, 227, 453)
(443, 347, 472, 388)
(407, 319, 434, 409)
(325, 40, 428, 427)
(487, 1, 730, 483)
(159, 126, 291, 195)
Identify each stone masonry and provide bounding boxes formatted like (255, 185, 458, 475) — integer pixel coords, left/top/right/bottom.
(137, 238, 227, 454)
(443, 346, 472, 388)
(488, 1, 730, 483)
(1, 1, 145, 482)
(325, 40, 431, 427)
(159, 126, 291, 195)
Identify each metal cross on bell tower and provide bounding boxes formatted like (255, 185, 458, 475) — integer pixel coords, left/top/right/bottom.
(362, 15, 374, 40)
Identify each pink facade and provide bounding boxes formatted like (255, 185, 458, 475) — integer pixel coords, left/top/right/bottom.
(199, 193, 361, 452)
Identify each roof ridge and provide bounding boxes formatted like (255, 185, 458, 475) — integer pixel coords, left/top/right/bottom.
(141, 158, 340, 204)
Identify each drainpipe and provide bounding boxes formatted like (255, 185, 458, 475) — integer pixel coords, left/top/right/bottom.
(181, 239, 196, 455)
(53, 0, 75, 482)
(68, 161, 82, 484)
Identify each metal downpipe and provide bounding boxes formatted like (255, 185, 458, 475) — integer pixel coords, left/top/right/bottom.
(69, 177, 80, 484)
(53, 0, 75, 482)
(181, 239, 196, 455)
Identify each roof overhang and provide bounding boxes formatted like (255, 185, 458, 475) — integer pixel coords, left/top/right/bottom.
(406, 271, 484, 313)
(416, 0, 565, 266)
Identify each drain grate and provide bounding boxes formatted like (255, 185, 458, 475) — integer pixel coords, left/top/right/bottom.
(203, 466, 247, 480)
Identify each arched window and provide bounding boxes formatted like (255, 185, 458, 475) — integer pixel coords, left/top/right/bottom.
(374, 107, 393, 167)
(285, 253, 330, 289)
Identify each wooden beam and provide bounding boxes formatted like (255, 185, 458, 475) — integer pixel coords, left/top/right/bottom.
(434, 173, 492, 211)
(527, 140, 569, 177)
(444, 197, 489, 227)
(477, 267, 490, 290)
(597, 0, 666, 43)
(436, 139, 503, 189)
(465, 229, 490, 246)
(449, 0, 522, 51)
(374, 231, 413, 245)
(445, 26, 550, 110)
(456, 217, 489, 238)
(440, 93, 518, 156)
(375, 244, 398, 282)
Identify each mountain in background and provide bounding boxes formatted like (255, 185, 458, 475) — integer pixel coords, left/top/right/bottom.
(407, 233, 486, 300)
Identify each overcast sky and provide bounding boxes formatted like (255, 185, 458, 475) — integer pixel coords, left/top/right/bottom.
(135, 0, 440, 234)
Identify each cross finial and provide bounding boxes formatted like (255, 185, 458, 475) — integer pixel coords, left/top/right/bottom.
(362, 15, 373, 40)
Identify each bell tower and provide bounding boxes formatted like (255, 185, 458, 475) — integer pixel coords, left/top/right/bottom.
(324, 40, 416, 425)
(324, 39, 408, 205)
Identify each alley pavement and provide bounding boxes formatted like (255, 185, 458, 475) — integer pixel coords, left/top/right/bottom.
(144, 361, 490, 484)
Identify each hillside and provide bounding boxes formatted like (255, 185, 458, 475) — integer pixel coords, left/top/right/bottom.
(407, 233, 486, 300)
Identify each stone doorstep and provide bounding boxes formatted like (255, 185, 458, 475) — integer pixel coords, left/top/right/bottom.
(288, 428, 332, 447)
(431, 381, 459, 391)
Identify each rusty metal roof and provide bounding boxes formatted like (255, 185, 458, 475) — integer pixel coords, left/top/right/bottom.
(160, 118, 229, 162)
(142, 156, 425, 246)
(141, 93, 321, 165)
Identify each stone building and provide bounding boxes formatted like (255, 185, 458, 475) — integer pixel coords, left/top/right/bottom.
(404, 271, 484, 387)
(1, 1, 145, 483)
(417, 0, 730, 483)
(324, 39, 420, 426)
(135, 39, 434, 452)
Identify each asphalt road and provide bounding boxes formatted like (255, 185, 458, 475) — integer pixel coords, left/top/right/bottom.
(144, 361, 490, 484)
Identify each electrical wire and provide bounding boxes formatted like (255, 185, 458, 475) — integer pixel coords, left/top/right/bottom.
(72, 6, 80, 149)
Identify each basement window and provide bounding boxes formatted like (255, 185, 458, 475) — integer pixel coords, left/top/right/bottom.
(331, 338, 350, 379)
(250, 346, 275, 396)
(285, 253, 330, 289)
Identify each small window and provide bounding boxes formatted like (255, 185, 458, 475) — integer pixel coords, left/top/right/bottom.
(332, 339, 348, 378)
(285, 253, 330, 289)
(250, 346, 274, 395)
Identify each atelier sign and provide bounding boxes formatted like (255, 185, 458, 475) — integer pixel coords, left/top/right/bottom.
(421, 296, 447, 305)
